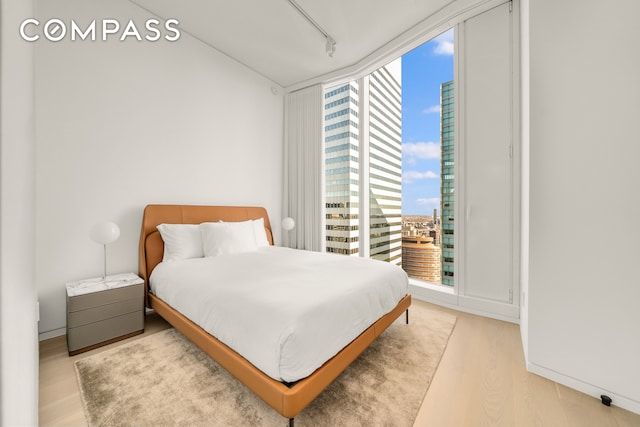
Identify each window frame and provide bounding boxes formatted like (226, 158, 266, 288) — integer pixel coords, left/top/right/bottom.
(319, 0, 521, 322)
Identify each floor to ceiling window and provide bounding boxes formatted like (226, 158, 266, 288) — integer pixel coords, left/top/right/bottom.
(323, 60, 404, 263)
(324, 29, 455, 286)
(401, 30, 455, 286)
(367, 60, 403, 265)
(323, 1, 518, 315)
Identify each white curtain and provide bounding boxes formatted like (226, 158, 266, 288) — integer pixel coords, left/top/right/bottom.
(283, 85, 323, 251)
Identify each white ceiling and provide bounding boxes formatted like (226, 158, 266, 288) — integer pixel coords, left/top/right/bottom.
(131, 0, 452, 89)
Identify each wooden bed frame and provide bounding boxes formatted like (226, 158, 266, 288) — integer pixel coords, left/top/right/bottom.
(138, 204, 412, 425)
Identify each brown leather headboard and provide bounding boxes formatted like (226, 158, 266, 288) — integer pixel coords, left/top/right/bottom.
(138, 204, 273, 306)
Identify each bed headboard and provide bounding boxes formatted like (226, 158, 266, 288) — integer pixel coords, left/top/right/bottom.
(138, 204, 274, 306)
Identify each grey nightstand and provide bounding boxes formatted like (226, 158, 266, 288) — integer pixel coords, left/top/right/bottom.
(66, 272, 144, 356)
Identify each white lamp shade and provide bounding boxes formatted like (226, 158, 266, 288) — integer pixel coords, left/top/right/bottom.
(281, 217, 295, 231)
(90, 221, 120, 245)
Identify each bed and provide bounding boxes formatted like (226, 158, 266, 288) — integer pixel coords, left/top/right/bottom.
(138, 204, 411, 425)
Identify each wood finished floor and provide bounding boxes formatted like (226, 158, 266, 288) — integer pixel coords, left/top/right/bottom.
(39, 300, 640, 426)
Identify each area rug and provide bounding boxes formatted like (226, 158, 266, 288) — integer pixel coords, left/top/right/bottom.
(75, 301, 456, 427)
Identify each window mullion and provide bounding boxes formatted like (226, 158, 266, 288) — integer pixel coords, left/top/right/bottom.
(453, 21, 464, 296)
(358, 75, 371, 258)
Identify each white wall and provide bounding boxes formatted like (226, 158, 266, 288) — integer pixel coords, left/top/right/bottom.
(0, 0, 39, 424)
(527, 0, 640, 413)
(35, 0, 284, 337)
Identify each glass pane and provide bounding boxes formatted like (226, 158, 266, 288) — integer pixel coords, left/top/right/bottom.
(369, 59, 403, 265)
(401, 28, 454, 286)
(324, 83, 360, 256)
(323, 28, 455, 288)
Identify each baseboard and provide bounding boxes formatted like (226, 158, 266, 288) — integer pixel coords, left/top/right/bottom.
(527, 362, 640, 415)
(457, 295, 520, 323)
(39, 327, 66, 341)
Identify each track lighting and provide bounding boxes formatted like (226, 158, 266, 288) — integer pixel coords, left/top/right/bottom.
(325, 37, 336, 57)
(287, 0, 336, 58)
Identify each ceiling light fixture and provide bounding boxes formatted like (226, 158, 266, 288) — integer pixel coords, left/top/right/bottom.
(286, 0, 336, 57)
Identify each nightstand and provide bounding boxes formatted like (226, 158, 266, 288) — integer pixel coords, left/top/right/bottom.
(66, 272, 144, 356)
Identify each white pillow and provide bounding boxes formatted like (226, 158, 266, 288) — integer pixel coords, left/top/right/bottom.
(252, 218, 271, 247)
(156, 223, 204, 262)
(200, 221, 258, 256)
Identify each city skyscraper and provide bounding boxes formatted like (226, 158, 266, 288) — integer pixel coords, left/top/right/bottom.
(440, 80, 454, 285)
(324, 81, 360, 256)
(401, 235, 442, 283)
(324, 59, 402, 264)
(368, 60, 402, 265)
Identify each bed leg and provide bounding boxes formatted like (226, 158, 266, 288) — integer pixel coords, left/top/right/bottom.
(289, 418, 294, 427)
(405, 309, 409, 324)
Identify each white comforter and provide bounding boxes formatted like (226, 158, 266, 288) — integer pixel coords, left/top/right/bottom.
(149, 246, 408, 382)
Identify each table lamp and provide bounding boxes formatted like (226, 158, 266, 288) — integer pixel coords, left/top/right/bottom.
(90, 221, 120, 280)
(282, 217, 295, 231)
(281, 217, 295, 248)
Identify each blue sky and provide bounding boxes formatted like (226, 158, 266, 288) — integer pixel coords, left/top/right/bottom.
(401, 29, 454, 215)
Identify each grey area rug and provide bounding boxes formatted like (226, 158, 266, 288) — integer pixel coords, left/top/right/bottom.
(75, 301, 456, 427)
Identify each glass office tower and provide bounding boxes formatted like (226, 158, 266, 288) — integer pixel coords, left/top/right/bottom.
(324, 59, 402, 264)
(368, 60, 402, 265)
(440, 80, 454, 285)
(324, 82, 361, 256)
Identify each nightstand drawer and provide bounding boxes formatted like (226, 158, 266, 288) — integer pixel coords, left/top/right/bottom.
(67, 283, 143, 312)
(67, 311, 144, 353)
(67, 297, 142, 328)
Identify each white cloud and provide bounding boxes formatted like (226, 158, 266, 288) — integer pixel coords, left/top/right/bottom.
(403, 142, 440, 162)
(416, 197, 441, 209)
(434, 40, 454, 55)
(421, 105, 441, 115)
(433, 29, 454, 56)
(403, 170, 439, 184)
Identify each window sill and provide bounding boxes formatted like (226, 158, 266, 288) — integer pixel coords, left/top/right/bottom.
(408, 278, 458, 307)
(408, 277, 520, 324)
(408, 278, 455, 295)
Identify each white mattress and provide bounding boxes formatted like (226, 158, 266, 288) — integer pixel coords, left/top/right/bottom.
(149, 246, 408, 382)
